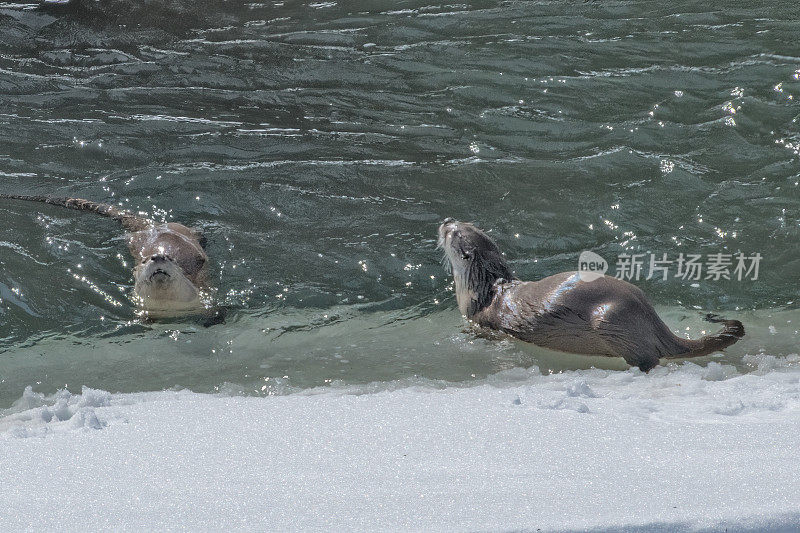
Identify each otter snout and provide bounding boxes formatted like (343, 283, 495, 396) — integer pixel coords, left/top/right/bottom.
(149, 268, 172, 283)
(142, 256, 179, 283)
(135, 254, 200, 306)
(438, 218, 458, 248)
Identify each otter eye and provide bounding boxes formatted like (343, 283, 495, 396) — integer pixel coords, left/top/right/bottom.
(462, 252, 471, 260)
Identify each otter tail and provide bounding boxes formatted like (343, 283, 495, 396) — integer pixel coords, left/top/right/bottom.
(664, 314, 745, 359)
(0, 194, 151, 232)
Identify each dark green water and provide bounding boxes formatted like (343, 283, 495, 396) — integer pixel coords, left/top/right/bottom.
(1, 1, 798, 406)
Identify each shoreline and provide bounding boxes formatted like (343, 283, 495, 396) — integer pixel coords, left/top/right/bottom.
(3, 360, 800, 531)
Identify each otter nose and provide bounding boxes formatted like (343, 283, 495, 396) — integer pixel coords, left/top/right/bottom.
(150, 254, 167, 262)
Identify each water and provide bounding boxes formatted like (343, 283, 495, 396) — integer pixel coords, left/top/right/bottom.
(0, 1, 798, 406)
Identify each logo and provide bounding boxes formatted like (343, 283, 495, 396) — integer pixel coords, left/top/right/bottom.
(576, 251, 761, 282)
(578, 251, 608, 282)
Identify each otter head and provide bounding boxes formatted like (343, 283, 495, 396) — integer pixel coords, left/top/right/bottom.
(438, 218, 514, 318)
(132, 248, 205, 313)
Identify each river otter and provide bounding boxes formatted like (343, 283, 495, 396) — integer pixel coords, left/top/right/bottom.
(1, 194, 222, 323)
(438, 218, 744, 371)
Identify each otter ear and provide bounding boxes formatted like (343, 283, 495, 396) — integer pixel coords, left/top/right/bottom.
(191, 226, 208, 249)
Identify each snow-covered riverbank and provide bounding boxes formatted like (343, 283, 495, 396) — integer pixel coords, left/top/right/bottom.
(3, 357, 800, 532)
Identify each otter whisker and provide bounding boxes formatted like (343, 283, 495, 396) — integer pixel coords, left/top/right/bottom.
(440, 254, 453, 274)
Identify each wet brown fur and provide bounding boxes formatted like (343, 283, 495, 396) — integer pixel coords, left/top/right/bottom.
(439, 219, 745, 371)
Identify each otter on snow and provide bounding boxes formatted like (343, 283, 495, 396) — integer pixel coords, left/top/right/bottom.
(437, 218, 744, 372)
(1, 194, 221, 322)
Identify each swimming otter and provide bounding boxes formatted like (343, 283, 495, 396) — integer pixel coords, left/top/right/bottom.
(438, 218, 744, 371)
(1, 194, 221, 322)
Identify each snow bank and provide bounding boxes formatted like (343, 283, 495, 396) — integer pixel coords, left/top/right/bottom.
(2, 360, 800, 532)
